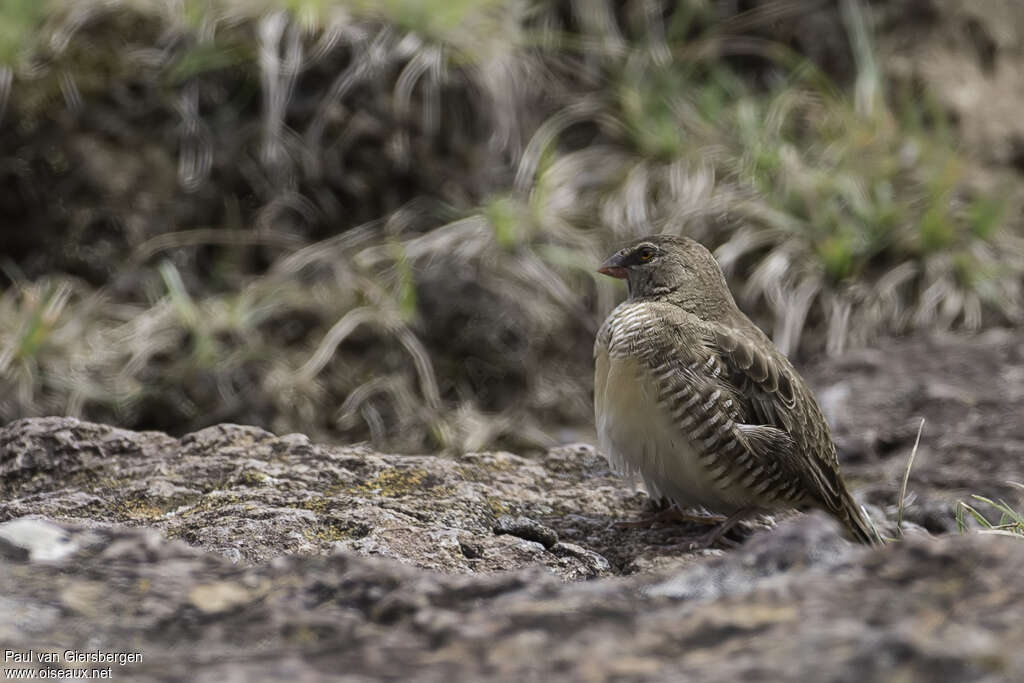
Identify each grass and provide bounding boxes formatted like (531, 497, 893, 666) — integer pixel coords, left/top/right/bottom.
(956, 485, 1024, 538)
(894, 421, 1022, 540)
(1, 0, 1023, 449)
(896, 418, 925, 537)
(511, 21, 1024, 354)
(0, 0, 45, 67)
(954, 493, 1019, 536)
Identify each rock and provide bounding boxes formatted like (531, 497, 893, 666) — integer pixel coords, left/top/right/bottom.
(0, 416, 713, 577)
(493, 515, 559, 548)
(806, 330, 1024, 535)
(1, 518, 1022, 681)
(550, 541, 611, 577)
(0, 518, 81, 562)
(1, 330, 1023, 679)
(647, 512, 855, 602)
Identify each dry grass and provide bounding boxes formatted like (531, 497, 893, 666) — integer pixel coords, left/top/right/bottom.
(896, 417, 925, 537)
(1, 0, 1022, 449)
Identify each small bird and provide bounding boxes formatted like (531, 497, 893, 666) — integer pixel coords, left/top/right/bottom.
(593, 235, 881, 545)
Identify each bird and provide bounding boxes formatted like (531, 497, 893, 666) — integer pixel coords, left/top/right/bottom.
(593, 235, 881, 546)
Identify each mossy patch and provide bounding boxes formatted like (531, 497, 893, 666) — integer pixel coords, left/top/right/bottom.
(301, 497, 332, 514)
(351, 467, 436, 498)
(108, 496, 171, 522)
(235, 469, 271, 488)
(177, 493, 246, 517)
(479, 457, 519, 472)
(485, 497, 511, 517)
(303, 522, 368, 544)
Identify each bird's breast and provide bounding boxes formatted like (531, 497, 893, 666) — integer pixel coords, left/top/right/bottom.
(595, 350, 747, 513)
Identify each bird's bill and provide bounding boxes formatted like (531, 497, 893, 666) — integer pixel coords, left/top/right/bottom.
(598, 254, 628, 279)
(597, 265, 627, 278)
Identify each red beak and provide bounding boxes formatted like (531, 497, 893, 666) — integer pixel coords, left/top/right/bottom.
(597, 265, 628, 279)
(598, 252, 628, 279)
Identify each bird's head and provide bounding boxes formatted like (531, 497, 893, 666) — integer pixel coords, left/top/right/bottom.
(598, 235, 736, 318)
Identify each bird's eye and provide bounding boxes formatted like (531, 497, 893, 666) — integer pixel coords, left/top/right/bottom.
(639, 248, 655, 262)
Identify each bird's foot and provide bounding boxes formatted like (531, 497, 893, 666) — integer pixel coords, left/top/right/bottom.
(682, 524, 741, 550)
(614, 505, 726, 529)
(673, 507, 761, 550)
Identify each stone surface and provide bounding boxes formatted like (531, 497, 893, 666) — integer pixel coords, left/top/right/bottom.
(0, 417, 717, 577)
(806, 328, 1024, 537)
(0, 515, 1021, 681)
(1, 330, 1023, 680)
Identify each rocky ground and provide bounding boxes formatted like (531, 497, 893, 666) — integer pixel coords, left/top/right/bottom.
(1, 330, 1023, 681)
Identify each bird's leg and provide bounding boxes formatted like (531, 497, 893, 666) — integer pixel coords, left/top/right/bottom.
(681, 506, 761, 549)
(614, 503, 727, 529)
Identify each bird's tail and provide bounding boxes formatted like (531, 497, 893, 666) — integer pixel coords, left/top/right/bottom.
(838, 489, 885, 546)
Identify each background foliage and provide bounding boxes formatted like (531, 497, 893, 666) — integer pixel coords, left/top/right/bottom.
(2, 0, 1022, 451)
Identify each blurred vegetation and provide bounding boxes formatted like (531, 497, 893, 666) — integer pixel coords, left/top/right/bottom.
(957, 486, 1024, 538)
(1, 0, 1022, 450)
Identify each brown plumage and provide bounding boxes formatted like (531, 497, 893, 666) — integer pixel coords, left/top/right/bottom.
(594, 235, 881, 545)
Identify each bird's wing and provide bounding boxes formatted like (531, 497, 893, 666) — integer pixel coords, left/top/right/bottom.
(706, 324, 849, 513)
(706, 326, 797, 430)
(615, 303, 809, 505)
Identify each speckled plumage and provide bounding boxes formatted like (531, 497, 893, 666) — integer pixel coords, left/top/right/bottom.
(594, 235, 880, 545)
